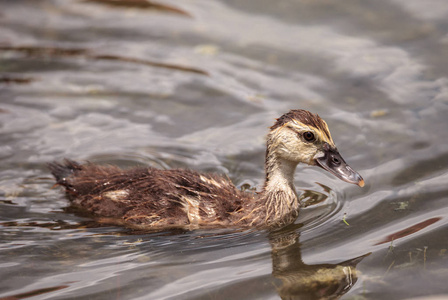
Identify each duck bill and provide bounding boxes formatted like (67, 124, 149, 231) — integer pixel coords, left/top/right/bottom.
(314, 145, 364, 187)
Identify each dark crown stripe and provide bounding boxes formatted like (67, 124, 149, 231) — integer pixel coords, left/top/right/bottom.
(271, 109, 331, 140)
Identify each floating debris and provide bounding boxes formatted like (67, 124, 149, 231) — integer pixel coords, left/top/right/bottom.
(81, 0, 192, 17)
(194, 44, 220, 56)
(0, 45, 89, 57)
(375, 217, 441, 245)
(93, 54, 209, 75)
(0, 76, 35, 84)
(342, 213, 350, 226)
(123, 238, 143, 245)
(0, 45, 208, 76)
(394, 201, 409, 211)
(0, 285, 70, 300)
(247, 94, 265, 103)
(370, 109, 389, 118)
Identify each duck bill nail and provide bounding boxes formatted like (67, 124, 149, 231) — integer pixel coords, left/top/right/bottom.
(315, 147, 364, 187)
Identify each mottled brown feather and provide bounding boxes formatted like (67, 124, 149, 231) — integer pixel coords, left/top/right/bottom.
(49, 159, 258, 229)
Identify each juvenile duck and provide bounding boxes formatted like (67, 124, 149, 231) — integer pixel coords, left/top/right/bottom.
(49, 109, 364, 229)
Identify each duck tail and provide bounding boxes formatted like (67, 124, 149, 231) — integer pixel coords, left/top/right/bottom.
(48, 159, 82, 187)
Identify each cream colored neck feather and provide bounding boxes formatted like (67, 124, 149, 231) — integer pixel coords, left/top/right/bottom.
(261, 134, 300, 225)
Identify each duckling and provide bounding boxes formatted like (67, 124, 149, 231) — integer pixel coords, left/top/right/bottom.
(49, 109, 364, 230)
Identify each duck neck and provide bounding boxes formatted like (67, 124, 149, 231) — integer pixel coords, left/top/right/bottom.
(261, 140, 300, 225)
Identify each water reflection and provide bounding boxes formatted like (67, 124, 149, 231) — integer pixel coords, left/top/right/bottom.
(269, 225, 369, 300)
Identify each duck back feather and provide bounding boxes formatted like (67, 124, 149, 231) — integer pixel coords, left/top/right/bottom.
(49, 159, 255, 229)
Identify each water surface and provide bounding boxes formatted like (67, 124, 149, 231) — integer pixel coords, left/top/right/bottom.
(1, 0, 448, 299)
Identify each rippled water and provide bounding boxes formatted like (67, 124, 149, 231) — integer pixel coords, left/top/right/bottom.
(1, 0, 448, 299)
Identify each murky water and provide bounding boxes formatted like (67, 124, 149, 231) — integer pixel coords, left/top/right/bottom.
(1, 0, 448, 299)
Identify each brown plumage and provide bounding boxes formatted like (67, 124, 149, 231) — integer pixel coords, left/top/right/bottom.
(270, 109, 331, 140)
(49, 109, 364, 230)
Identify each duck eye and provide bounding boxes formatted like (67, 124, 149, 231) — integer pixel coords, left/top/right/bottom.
(303, 131, 315, 142)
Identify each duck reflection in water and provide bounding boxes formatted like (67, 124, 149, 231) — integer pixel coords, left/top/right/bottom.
(269, 225, 370, 300)
(261, 186, 369, 300)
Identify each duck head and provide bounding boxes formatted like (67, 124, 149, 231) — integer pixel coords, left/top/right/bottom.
(268, 109, 364, 187)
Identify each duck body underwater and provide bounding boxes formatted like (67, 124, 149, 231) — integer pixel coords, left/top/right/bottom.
(49, 109, 364, 230)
